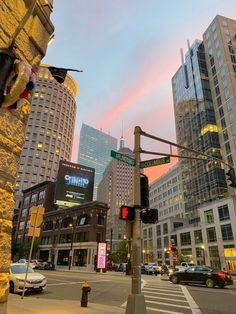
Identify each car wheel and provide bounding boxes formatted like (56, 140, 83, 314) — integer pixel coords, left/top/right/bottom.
(219, 285, 225, 289)
(9, 281, 14, 293)
(206, 278, 215, 288)
(171, 275, 179, 284)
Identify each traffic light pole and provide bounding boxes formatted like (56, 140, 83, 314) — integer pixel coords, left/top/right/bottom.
(126, 126, 147, 314)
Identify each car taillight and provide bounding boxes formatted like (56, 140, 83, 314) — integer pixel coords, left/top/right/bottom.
(217, 272, 226, 278)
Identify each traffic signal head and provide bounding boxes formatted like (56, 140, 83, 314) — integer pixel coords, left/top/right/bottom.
(140, 208, 158, 224)
(226, 168, 236, 188)
(119, 205, 135, 221)
(140, 174, 149, 208)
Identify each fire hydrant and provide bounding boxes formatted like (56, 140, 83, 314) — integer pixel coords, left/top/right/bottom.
(81, 281, 91, 307)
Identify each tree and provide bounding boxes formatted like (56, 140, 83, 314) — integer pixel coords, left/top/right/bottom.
(110, 240, 128, 264)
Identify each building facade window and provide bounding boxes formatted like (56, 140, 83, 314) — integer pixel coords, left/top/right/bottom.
(204, 209, 214, 224)
(163, 223, 168, 235)
(180, 232, 191, 246)
(194, 230, 203, 244)
(221, 224, 233, 241)
(207, 227, 217, 242)
(218, 204, 230, 221)
(156, 225, 161, 236)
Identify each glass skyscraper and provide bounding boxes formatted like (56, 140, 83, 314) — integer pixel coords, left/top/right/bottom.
(77, 123, 117, 200)
(172, 39, 228, 217)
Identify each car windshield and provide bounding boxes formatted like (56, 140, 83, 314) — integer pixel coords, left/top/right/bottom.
(11, 265, 34, 274)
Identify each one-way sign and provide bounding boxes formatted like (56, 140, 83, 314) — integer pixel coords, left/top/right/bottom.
(111, 150, 135, 166)
(140, 156, 170, 169)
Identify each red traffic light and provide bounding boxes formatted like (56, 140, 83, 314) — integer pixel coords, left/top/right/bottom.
(119, 205, 135, 221)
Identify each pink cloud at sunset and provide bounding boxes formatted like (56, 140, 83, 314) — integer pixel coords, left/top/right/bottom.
(97, 58, 180, 131)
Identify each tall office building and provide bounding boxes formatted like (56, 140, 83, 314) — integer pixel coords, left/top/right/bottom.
(149, 163, 184, 221)
(97, 137, 134, 249)
(14, 65, 78, 195)
(202, 16, 236, 170)
(172, 39, 228, 217)
(77, 123, 117, 199)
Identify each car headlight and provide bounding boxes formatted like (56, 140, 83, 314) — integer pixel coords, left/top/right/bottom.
(16, 278, 25, 282)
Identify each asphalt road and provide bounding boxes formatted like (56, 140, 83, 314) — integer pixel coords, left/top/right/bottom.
(23, 270, 236, 313)
(186, 279, 236, 314)
(30, 270, 130, 307)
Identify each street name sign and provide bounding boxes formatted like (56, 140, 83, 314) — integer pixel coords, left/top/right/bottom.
(140, 156, 170, 169)
(111, 150, 135, 166)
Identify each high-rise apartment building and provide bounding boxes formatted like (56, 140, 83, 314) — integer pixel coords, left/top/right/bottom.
(202, 15, 236, 170)
(15, 65, 78, 195)
(77, 123, 117, 200)
(172, 38, 228, 216)
(97, 138, 134, 249)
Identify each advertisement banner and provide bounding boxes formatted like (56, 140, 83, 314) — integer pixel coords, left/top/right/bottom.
(97, 242, 107, 269)
(55, 160, 95, 207)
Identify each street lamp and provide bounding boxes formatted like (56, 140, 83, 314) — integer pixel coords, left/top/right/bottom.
(68, 222, 75, 270)
(201, 244, 206, 265)
(142, 249, 146, 263)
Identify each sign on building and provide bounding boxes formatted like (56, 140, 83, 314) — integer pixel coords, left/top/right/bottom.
(97, 242, 107, 269)
(55, 160, 95, 207)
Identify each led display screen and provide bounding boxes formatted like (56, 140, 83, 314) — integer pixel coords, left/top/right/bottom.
(55, 160, 95, 206)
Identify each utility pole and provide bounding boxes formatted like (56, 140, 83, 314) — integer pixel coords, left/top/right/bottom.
(126, 126, 147, 314)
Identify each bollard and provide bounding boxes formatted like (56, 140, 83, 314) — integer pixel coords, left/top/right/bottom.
(81, 281, 91, 307)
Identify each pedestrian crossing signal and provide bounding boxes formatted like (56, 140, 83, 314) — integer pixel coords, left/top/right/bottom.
(119, 205, 135, 221)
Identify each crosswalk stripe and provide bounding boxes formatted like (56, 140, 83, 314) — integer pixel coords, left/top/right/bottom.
(142, 290, 186, 298)
(146, 300, 191, 309)
(146, 306, 186, 314)
(143, 294, 189, 303)
(143, 287, 184, 294)
(148, 285, 182, 292)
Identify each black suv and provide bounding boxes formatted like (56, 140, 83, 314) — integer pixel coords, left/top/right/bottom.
(169, 266, 233, 288)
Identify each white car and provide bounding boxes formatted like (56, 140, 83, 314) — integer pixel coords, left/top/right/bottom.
(9, 263, 47, 293)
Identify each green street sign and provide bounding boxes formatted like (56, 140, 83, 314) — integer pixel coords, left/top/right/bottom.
(111, 150, 135, 166)
(140, 156, 170, 169)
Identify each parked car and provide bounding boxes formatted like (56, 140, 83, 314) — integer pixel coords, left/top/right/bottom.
(17, 259, 37, 269)
(169, 265, 233, 288)
(153, 265, 162, 276)
(117, 263, 127, 272)
(141, 263, 157, 275)
(174, 262, 195, 272)
(38, 261, 55, 270)
(9, 263, 47, 293)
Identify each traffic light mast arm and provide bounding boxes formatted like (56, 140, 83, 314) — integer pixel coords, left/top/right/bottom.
(139, 128, 232, 169)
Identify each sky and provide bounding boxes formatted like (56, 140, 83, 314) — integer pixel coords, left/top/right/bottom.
(43, 0, 236, 183)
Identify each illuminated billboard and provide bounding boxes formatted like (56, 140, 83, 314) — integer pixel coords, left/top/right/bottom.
(97, 242, 107, 269)
(55, 160, 95, 207)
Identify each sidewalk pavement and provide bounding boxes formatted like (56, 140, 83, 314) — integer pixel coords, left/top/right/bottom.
(8, 293, 126, 314)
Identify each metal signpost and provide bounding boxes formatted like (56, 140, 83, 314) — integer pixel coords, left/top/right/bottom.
(126, 126, 147, 314)
(21, 206, 45, 299)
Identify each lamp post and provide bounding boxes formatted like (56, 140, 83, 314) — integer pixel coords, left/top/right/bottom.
(68, 222, 75, 270)
(164, 248, 167, 264)
(201, 245, 206, 265)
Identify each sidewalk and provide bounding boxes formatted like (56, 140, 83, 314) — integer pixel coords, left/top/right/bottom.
(8, 294, 125, 314)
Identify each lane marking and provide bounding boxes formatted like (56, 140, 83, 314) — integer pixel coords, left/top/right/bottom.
(146, 307, 186, 314)
(47, 279, 111, 287)
(143, 294, 189, 303)
(146, 300, 191, 309)
(181, 285, 202, 314)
